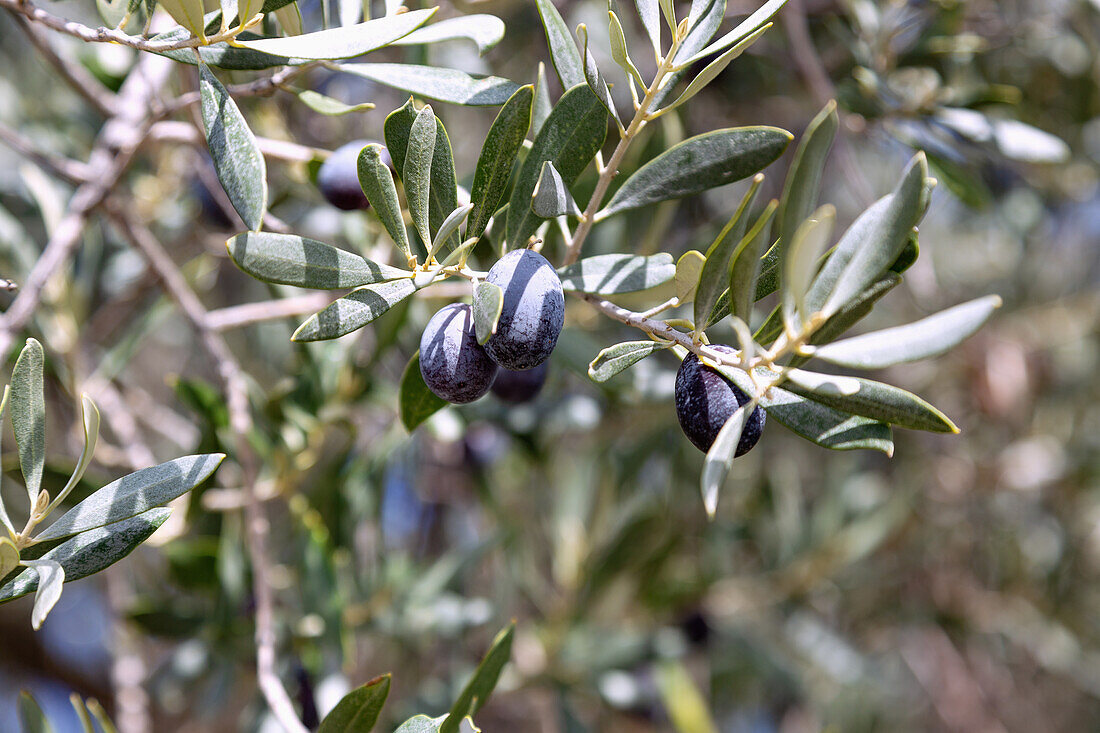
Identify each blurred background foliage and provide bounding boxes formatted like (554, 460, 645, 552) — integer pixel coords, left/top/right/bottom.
(2, 0, 1100, 731)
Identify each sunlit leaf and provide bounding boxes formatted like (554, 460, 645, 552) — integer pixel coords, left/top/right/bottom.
(26, 559, 64, 630)
(296, 90, 374, 116)
(536, 0, 584, 90)
(441, 622, 515, 732)
(237, 8, 436, 58)
(634, 0, 662, 56)
(227, 231, 409, 288)
(339, 64, 521, 106)
(393, 14, 506, 56)
(811, 295, 1002, 369)
(558, 253, 675, 294)
(11, 338, 45, 507)
(506, 84, 608, 247)
(473, 281, 504, 345)
(578, 24, 620, 129)
(37, 454, 225, 541)
(43, 395, 100, 517)
(292, 280, 417, 341)
(405, 105, 438, 248)
(782, 204, 835, 330)
(658, 24, 769, 115)
(598, 127, 791, 219)
(532, 161, 581, 218)
(693, 176, 764, 331)
(19, 691, 52, 733)
(468, 85, 534, 240)
(776, 101, 838, 256)
(683, 0, 788, 65)
(358, 144, 412, 260)
(199, 62, 267, 231)
(701, 402, 748, 518)
(588, 340, 670, 382)
(675, 250, 706, 303)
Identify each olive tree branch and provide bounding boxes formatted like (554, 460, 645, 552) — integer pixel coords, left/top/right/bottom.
(0, 121, 92, 185)
(0, 0, 263, 52)
(561, 31, 686, 267)
(104, 202, 310, 733)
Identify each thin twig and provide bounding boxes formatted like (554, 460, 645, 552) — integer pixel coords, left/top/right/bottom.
(162, 64, 317, 116)
(0, 121, 91, 185)
(205, 293, 337, 331)
(12, 13, 121, 117)
(0, 0, 262, 53)
(148, 121, 326, 163)
(104, 203, 309, 733)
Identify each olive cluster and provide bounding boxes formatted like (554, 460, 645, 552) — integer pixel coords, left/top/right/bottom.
(420, 249, 564, 405)
(318, 141, 760, 452)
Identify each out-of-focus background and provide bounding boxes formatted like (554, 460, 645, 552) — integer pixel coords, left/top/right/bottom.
(1, 0, 1099, 730)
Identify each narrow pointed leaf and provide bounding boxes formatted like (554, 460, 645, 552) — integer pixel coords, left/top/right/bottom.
(728, 204, 775, 326)
(442, 622, 515, 732)
(385, 98, 417, 180)
(0, 387, 11, 536)
(293, 279, 417, 341)
(11, 338, 45, 506)
(228, 231, 409, 288)
(589, 341, 669, 381)
(399, 352, 448, 432)
(717, 367, 894, 453)
(558, 253, 675, 294)
(702, 403, 748, 518)
(784, 369, 958, 433)
(405, 106, 438, 247)
(158, 0, 208, 37)
(45, 395, 100, 515)
(685, 0, 788, 65)
(237, 8, 436, 58)
(532, 161, 580, 218)
(358, 145, 412, 259)
(393, 14, 506, 55)
(672, 0, 726, 65)
(339, 64, 520, 106)
(296, 90, 374, 116)
(599, 127, 792, 219)
(807, 154, 928, 318)
(812, 295, 1002, 369)
(579, 25, 620, 128)
(609, 11, 645, 89)
(660, 24, 769, 115)
(468, 85, 533, 240)
(506, 84, 608, 247)
(37, 454, 225, 541)
(318, 674, 391, 733)
(786, 273, 901, 367)
(0, 508, 171, 603)
(274, 2, 303, 34)
(693, 176, 764, 330)
(430, 204, 473, 261)
(533, 63, 552, 136)
(777, 101, 838, 255)
(536, 0, 584, 90)
(199, 62, 267, 231)
(26, 560, 64, 630)
(473, 281, 504, 344)
(782, 205, 835, 329)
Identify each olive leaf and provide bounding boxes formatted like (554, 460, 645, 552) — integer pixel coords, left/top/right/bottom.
(536, 0, 584, 90)
(473, 281, 504, 345)
(393, 14, 506, 56)
(468, 85, 534, 241)
(589, 341, 670, 382)
(532, 161, 581, 218)
(558, 253, 675, 294)
(317, 674, 391, 733)
(237, 8, 436, 58)
(358, 145, 412, 260)
(598, 127, 791, 220)
(11, 338, 45, 507)
(776, 100, 838, 256)
(693, 176, 764, 332)
(405, 105, 438, 249)
(399, 352, 448, 432)
(293, 279, 418, 341)
(227, 231, 409, 288)
(339, 64, 521, 107)
(199, 62, 267, 231)
(702, 402, 750, 519)
(441, 622, 515, 733)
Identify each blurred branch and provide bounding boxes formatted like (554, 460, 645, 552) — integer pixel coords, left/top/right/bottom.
(0, 0, 261, 52)
(11, 13, 121, 117)
(149, 120, 327, 163)
(784, 0, 875, 206)
(162, 64, 318, 116)
(0, 121, 91, 185)
(103, 202, 309, 733)
(0, 51, 174, 360)
(205, 293, 337, 331)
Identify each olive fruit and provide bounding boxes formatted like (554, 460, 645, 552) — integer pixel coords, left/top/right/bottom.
(674, 348, 766, 455)
(317, 140, 390, 211)
(490, 361, 549, 403)
(419, 303, 498, 404)
(483, 249, 564, 371)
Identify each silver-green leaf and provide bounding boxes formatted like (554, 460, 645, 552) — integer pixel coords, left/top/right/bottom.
(405, 105, 438, 248)
(532, 161, 581, 218)
(468, 85, 534, 240)
(536, 0, 584, 90)
(392, 14, 506, 56)
(811, 295, 1002, 369)
(199, 62, 267, 231)
(776, 100, 838, 256)
(358, 144, 412, 260)
(338, 64, 521, 106)
(598, 127, 792, 220)
(11, 338, 45, 506)
(558, 253, 675, 294)
(292, 279, 417, 341)
(693, 175, 764, 331)
(227, 231, 408, 288)
(37, 454, 225, 542)
(236, 8, 436, 58)
(588, 341, 670, 382)
(473, 281, 504, 345)
(701, 402, 748, 518)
